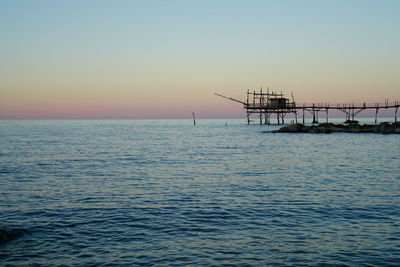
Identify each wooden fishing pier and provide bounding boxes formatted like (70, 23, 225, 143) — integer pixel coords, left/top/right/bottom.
(215, 88, 399, 125)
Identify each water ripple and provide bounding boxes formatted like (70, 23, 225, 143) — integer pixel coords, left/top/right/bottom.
(0, 119, 399, 265)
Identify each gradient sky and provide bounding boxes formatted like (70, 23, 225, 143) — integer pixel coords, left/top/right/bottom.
(1, 0, 399, 119)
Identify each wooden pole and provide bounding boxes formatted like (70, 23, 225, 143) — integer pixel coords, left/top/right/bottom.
(247, 89, 249, 107)
(325, 107, 329, 123)
(312, 104, 317, 123)
(259, 91, 262, 125)
(192, 112, 196, 125)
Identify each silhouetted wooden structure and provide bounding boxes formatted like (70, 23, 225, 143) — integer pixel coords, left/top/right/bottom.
(215, 88, 399, 125)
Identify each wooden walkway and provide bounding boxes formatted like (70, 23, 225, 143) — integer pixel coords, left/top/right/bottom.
(215, 89, 399, 125)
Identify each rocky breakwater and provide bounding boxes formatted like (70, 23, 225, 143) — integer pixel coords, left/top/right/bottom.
(273, 122, 400, 134)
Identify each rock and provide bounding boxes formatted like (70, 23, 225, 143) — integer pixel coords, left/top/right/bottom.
(274, 123, 309, 133)
(347, 124, 362, 133)
(361, 124, 376, 133)
(0, 229, 7, 243)
(345, 119, 359, 124)
(318, 123, 335, 127)
(308, 127, 319, 133)
(272, 122, 400, 134)
(0, 228, 27, 244)
(333, 124, 347, 129)
(376, 122, 394, 134)
(331, 126, 345, 132)
(0, 229, 12, 244)
(319, 127, 332, 134)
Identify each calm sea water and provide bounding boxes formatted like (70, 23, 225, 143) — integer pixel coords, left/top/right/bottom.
(1, 119, 399, 266)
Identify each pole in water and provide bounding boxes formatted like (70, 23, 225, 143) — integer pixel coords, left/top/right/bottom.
(192, 112, 196, 125)
(325, 106, 329, 123)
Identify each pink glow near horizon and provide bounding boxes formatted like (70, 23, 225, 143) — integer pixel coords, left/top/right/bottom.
(1, 1, 399, 119)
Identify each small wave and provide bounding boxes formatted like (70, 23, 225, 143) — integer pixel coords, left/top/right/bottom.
(37, 162, 53, 166)
(0, 167, 18, 174)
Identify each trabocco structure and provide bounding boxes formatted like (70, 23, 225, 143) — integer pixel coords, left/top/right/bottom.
(215, 88, 399, 125)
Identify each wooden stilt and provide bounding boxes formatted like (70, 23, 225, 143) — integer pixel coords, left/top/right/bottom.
(325, 107, 329, 123)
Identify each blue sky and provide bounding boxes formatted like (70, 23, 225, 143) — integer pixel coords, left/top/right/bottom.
(1, 0, 399, 118)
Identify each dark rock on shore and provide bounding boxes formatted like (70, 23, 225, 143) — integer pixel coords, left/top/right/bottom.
(273, 122, 400, 134)
(344, 119, 359, 124)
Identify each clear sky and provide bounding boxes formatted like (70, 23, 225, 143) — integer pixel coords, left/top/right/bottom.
(1, 0, 399, 119)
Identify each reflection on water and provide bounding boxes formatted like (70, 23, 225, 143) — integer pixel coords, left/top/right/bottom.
(0, 119, 399, 265)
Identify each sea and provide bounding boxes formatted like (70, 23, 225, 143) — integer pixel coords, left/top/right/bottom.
(0, 119, 399, 266)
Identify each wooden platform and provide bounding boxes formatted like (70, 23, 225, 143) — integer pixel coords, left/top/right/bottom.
(216, 89, 399, 124)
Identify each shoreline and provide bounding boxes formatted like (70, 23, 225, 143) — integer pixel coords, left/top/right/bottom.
(272, 122, 400, 134)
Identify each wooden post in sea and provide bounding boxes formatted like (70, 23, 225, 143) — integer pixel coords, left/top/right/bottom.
(312, 103, 317, 123)
(325, 104, 329, 123)
(375, 103, 379, 124)
(192, 112, 196, 125)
